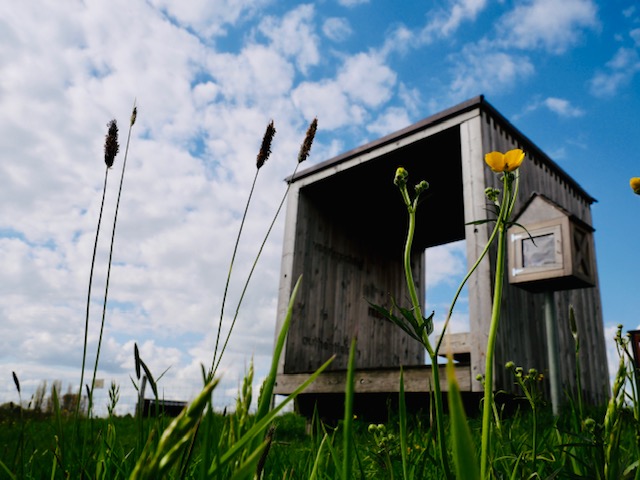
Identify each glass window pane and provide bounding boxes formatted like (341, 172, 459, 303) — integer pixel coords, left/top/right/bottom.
(522, 233, 556, 268)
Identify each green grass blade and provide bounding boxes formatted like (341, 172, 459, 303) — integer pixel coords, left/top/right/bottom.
(309, 433, 329, 480)
(130, 377, 219, 480)
(0, 459, 16, 480)
(209, 355, 335, 475)
(228, 438, 269, 480)
(255, 275, 302, 423)
(399, 368, 409, 480)
(341, 336, 357, 480)
(447, 357, 479, 480)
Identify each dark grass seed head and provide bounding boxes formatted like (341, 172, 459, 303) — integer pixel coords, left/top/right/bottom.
(257, 120, 276, 169)
(12, 371, 20, 394)
(130, 105, 137, 127)
(298, 117, 317, 164)
(104, 119, 119, 168)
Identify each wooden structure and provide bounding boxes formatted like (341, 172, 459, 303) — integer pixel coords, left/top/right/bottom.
(273, 96, 609, 416)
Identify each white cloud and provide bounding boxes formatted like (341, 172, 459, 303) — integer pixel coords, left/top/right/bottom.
(148, 0, 270, 38)
(449, 43, 535, 99)
(292, 52, 396, 129)
(380, 0, 488, 57)
(366, 107, 412, 137)
(425, 241, 471, 338)
(338, 53, 396, 106)
(425, 241, 467, 289)
(631, 28, 640, 47)
(322, 17, 352, 42)
(207, 45, 296, 103)
(292, 81, 361, 129)
(519, 97, 585, 119)
(543, 97, 585, 117)
(589, 47, 640, 97)
(0, 0, 317, 414)
(421, 0, 489, 40)
(498, 0, 599, 53)
(380, 25, 416, 57)
(257, 4, 320, 74)
(337, 0, 370, 6)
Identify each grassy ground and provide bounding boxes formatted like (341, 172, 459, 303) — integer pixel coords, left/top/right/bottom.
(1, 399, 638, 479)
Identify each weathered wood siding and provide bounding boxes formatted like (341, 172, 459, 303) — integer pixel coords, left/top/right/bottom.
(283, 188, 425, 373)
(479, 109, 609, 404)
(274, 96, 609, 407)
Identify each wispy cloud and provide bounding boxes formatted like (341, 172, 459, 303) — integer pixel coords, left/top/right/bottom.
(337, 0, 370, 7)
(425, 241, 467, 289)
(257, 5, 320, 74)
(589, 47, 640, 97)
(543, 97, 585, 117)
(498, 0, 599, 54)
(149, 0, 271, 38)
(322, 17, 353, 42)
(420, 0, 489, 40)
(292, 52, 396, 129)
(380, 0, 489, 56)
(519, 96, 585, 118)
(448, 42, 535, 99)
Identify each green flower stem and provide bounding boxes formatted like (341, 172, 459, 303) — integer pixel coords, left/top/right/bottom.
(403, 201, 430, 356)
(399, 182, 451, 480)
(436, 171, 519, 356)
(480, 174, 512, 479)
(436, 218, 500, 355)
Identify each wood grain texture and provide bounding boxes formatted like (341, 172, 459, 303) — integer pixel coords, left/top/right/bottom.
(274, 98, 608, 405)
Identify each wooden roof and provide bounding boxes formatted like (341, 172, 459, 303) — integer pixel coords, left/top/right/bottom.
(288, 95, 596, 204)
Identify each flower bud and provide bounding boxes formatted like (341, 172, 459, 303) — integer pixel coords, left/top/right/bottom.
(394, 167, 408, 187)
(485, 187, 500, 202)
(415, 180, 429, 195)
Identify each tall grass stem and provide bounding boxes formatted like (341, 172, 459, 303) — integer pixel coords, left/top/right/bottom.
(89, 104, 137, 416)
(211, 117, 316, 377)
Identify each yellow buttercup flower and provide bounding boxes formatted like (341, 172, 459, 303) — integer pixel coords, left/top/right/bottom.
(485, 149, 525, 173)
(630, 177, 640, 195)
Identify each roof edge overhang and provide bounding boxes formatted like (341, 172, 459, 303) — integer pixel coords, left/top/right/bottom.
(287, 95, 596, 205)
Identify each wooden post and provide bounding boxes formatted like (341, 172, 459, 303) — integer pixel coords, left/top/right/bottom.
(628, 330, 640, 390)
(543, 291, 560, 415)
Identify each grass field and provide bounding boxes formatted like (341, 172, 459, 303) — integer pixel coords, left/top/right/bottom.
(1, 391, 638, 479)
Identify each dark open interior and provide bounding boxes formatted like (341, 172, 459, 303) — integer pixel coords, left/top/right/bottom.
(299, 126, 465, 256)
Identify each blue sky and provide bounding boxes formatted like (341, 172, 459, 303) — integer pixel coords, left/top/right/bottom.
(0, 0, 638, 414)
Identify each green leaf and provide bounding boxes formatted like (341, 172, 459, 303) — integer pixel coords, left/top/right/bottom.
(366, 300, 423, 343)
(447, 357, 479, 480)
(138, 357, 158, 400)
(466, 218, 494, 226)
(424, 310, 435, 337)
